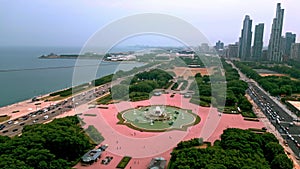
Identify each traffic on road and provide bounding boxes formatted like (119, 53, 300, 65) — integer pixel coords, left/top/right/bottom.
(248, 82, 300, 158)
(0, 84, 111, 137)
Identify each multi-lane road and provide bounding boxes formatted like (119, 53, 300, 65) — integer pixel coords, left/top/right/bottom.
(0, 83, 111, 137)
(248, 82, 300, 158)
(227, 60, 300, 158)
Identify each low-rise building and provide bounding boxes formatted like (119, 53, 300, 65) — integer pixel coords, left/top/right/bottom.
(81, 149, 102, 165)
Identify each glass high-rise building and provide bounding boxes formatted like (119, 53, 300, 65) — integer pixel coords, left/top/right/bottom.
(284, 32, 296, 57)
(291, 43, 300, 61)
(268, 3, 284, 62)
(252, 23, 264, 61)
(238, 15, 252, 61)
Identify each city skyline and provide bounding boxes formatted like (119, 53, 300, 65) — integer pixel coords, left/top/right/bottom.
(0, 0, 299, 47)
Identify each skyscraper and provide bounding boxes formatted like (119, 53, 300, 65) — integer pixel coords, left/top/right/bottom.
(268, 3, 284, 62)
(238, 15, 252, 61)
(252, 23, 264, 61)
(291, 43, 300, 61)
(215, 40, 224, 51)
(284, 32, 296, 57)
(228, 44, 239, 58)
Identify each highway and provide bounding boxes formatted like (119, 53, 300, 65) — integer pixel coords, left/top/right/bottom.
(0, 83, 111, 137)
(227, 60, 300, 158)
(248, 83, 300, 158)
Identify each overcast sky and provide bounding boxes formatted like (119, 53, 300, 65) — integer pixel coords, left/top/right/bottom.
(0, 0, 299, 47)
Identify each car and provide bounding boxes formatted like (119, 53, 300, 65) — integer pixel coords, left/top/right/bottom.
(19, 123, 25, 126)
(2, 130, 8, 133)
(98, 144, 108, 151)
(43, 115, 49, 120)
(12, 128, 18, 132)
(0, 124, 6, 130)
(101, 159, 108, 164)
(7, 120, 12, 125)
(14, 121, 19, 125)
(101, 156, 113, 165)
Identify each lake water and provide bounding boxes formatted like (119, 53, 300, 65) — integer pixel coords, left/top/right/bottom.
(0, 46, 144, 107)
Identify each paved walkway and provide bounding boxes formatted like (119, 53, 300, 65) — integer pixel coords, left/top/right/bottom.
(74, 94, 264, 169)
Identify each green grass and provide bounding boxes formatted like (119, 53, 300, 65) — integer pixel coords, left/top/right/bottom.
(116, 156, 132, 169)
(241, 111, 257, 118)
(248, 128, 267, 133)
(83, 114, 97, 116)
(84, 125, 104, 144)
(243, 118, 260, 122)
(96, 94, 112, 104)
(0, 115, 10, 122)
(190, 98, 210, 107)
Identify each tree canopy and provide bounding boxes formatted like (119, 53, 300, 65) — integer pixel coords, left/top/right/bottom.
(169, 128, 293, 169)
(0, 116, 93, 169)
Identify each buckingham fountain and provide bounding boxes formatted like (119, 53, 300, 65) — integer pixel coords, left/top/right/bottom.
(119, 105, 199, 131)
(144, 106, 171, 121)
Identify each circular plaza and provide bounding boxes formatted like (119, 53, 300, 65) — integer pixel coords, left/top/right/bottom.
(118, 105, 200, 131)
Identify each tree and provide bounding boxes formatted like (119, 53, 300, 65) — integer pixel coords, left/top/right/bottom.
(264, 142, 284, 162)
(205, 164, 227, 169)
(261, 133, 278, 145)
(111, 84, 129, 100)
(225, 90, 237, 106)
(0, 116, 93, 169)
(271, 154, 293, 169)
(203, 75, 210, 83)
(0, 155, 32, 169)
(195, 73, 202, 78)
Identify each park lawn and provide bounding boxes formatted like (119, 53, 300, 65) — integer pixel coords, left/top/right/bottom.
(116, 156, 132, 169)
(85, 125, 104, 144)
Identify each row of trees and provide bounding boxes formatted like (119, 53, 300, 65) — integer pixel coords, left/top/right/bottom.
(111, 69, 173, 101)
(189, 60, 254, 117)
(0, 116, 93, 169)
(169, 128, 293, 169)
(234, 61, 300, 96)
(222, 61, 254, 116)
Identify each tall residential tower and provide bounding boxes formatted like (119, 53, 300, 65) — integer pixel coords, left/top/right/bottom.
(284, 32, 296, 57)
(268, 3, 284, 62)
(238, 15, 253, 61)
(252, 23, 264, 61)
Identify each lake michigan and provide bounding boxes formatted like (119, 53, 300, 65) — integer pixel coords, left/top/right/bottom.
(0, 46, 144, 107)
